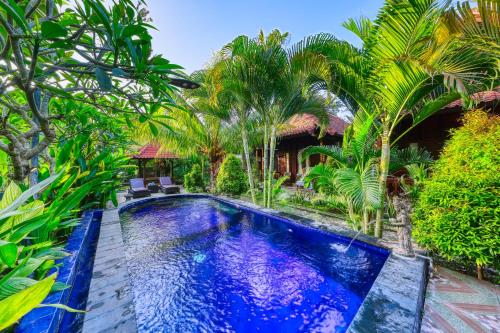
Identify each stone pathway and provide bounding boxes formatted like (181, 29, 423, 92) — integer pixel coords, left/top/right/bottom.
(421, 266, 500, 333)
(82, 209, 137, 333)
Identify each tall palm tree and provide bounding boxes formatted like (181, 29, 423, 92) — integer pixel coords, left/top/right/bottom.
(210, 51, 261, 203)
(217, 30, 332, 207)
(312, 0, 498, 237)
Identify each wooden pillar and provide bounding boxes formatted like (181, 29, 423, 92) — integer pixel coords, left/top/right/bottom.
(285, 152, 290, 174)
(319, 139, 326, 163)
(137, 159, 142, 178)
(170, 159, 173, 178)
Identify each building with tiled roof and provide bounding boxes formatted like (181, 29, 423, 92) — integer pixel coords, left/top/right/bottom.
(280, 113, 348, 138)
(133, 144, 179, 159)
(257, 113, 347, 183)
(396, 88, 500, 156)
(131, 144, 179, 183)
(443, 90, 500, 109)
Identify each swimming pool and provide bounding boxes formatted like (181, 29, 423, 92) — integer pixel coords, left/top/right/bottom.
(119, 196, 389, 332)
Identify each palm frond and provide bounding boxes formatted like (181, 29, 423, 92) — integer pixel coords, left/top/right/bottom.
(302, 145, 347, 167)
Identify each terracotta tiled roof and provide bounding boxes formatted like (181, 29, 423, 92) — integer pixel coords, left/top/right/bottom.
(279, 114, 347, 138)
(132, 144, 179, 159)
(445, 90, 500, 109)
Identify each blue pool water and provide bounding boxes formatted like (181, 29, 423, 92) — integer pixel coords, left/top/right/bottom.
(119, 197, 389, 332)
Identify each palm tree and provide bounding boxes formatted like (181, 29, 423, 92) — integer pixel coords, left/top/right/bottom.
(210, 51, 262, 203)
(303, 111, 432, 233)
(217, 30, 332, 207)
(138, 71, 228, 188)
(312, 0, 498, 237)
(303, 111, 380, 232)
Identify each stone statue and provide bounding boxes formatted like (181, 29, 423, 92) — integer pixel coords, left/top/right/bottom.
(393, 194, 415, 257)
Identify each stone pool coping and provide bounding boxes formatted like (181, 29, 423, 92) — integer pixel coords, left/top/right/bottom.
(106, 193, 428, 333)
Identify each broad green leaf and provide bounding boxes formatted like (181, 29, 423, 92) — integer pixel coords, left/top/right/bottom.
(0, 182, 22, 211)
(86, 0, 112, 36)
(95, 67, 112, 91)
(12, 258, 44, 278)
(0, 277, 36, 300)
(0, 274, 56, 331)
(56, 140, 74, 167)
(150, 63, 184, 72)
(122, 24, 146, 37)
(0, 240, 17, 267)
(148, 122, 158, 136)
(0, 171, 61, 220)
(51, 282, 70, 293)
(0, 201, 45, 236)
(0, 0, 30, 33)
(110, 189, 118, 207)
(41, 21, 68, 39)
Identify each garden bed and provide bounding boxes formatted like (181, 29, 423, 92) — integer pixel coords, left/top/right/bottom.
(15, 210, 103, 333)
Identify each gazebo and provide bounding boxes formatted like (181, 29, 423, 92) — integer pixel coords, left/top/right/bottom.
(132, 144, 179, 184)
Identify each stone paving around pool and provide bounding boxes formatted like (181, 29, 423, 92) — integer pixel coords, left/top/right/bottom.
(421, 266, 500, 333)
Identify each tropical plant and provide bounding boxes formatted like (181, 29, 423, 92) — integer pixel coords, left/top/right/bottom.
(303, 111, 381, 231)
(47, 135, 135, 209)
(184, 164, 205, 193)
(271, 175, 290, 202)
(413, 110, 500, 279)
(216, 154, 248, 196)
(138, 70, 228, 188)
(0, 0, 183, 182)
(0, 166, 102, 330)
(208, 59, 260, 203)
(399, 163, 430, 201)
(312, 0, 498, 237)
(303, 111, 432, 232)
(216, 30, 332, 208)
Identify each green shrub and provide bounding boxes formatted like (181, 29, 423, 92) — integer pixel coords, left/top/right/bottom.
(216, 154, 248, 195)
(184, 164, 205, 192)
(413, 110, 500, 273)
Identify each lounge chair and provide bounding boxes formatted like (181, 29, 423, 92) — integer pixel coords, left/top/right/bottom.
(296, 178, 314, 190)
(159, 176, 180, 194)
(129, 178, 151, 198)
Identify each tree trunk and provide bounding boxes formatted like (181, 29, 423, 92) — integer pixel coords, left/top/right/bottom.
(267, 125, 277, 208)
(11, 151, 29, 183)
(363, 208, 370, 234)
(242, 127, 257, 203)
(262, 125, 269, 206)
(375, 124, 390, 238)
(477, 264, 483, 280)
(209, 161, 215, 190)
(30, 89, 42, 189)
